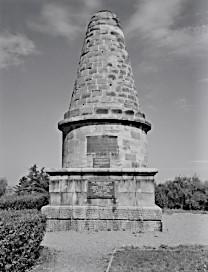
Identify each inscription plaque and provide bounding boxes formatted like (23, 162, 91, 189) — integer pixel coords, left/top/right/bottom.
(87, 181, 115, 199)
(93, 157, 110, 168)
(87, 135, 118, 154)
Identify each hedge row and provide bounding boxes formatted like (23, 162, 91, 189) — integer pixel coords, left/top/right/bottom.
(0, 193, 49, 210)
(0, 209, 46, 272)
(155, 176, 208, 210)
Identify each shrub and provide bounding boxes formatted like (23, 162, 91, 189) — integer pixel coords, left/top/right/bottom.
(0, 178, 8, 198)
(0, 209, 46, 272)
(155, 175, 208, 210)
(0, 193, 49, 211)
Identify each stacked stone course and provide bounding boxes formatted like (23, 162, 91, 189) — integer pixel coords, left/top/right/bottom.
(64, 11, 144, 124)
(42, 10, 162, 232)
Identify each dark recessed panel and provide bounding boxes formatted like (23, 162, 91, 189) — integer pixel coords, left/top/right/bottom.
(87, 135, 118, 154)
(87, 180, 115, 199)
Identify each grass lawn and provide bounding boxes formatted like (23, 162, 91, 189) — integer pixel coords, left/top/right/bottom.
(109, 245, 208, 272)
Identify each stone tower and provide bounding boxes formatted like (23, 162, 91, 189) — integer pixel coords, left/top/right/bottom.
(42, 10, 162, 232)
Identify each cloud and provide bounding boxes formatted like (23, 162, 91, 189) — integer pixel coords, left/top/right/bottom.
(126, 0, 208, 57)
(0, 33, 36, 69)
(175, 97, 192, 111)
(136, 61, 158, 73)
(85, 0, 102, 10)
(199, 77, 208, 83)
(126, 0, 182, 39)
(29, 1, 102, 42)
(168, 25, 208, 56)
(191, 160, 208, 164)
(29, 4, 80, 41)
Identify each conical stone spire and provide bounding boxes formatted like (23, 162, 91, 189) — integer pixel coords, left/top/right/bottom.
(60, 10, 150, 131)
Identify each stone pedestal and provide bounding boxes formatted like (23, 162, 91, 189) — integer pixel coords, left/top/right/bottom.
(42, 168, 162, 232)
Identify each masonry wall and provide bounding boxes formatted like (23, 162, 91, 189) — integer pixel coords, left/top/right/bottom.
(62, 124, 148, 168)
(64, 10, 142, 121)
(49, 174, 155, 207)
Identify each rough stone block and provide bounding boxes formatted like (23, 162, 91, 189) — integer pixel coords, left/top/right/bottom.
(117, 179, 135, 192)
(125, 153, 136, 161)
(117, 192, 136, 206)
(131, 130, 141, 140)
(50, 193, 61, 205)
(141, 192, 155, 206)
(50, 179, 61, 192)
(61, 192, 74, 205)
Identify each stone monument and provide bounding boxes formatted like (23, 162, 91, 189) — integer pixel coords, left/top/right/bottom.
(42, 10, 162, 232)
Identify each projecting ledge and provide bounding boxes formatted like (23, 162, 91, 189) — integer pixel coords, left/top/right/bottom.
(46, 167, 158, 176)
(58, 116, 151, 133)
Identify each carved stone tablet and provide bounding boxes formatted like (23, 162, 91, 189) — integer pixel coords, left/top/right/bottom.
(87, 135, 118, 154)
(93, 157, 110, 168)
(87, 181, 115, 199)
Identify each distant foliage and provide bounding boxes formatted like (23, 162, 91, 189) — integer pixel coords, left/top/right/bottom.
(0, 178, 8, 198)
(15, 164, 49, 195)
(0, 209, 46, 272)
(0, 193, 49, 210)
(4, 186, 15, 196)
(155, 176, 208, 210)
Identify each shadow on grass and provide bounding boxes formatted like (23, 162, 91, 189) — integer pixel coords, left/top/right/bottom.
(109, 245, 208, 272)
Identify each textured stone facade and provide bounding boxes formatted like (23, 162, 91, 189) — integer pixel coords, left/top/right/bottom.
(42, 10, 162, 232)
(62, 123, 148, 168)
(43, 169, 162, 232)
(63, 11, 143, 122)
(49, 170, 155, 206)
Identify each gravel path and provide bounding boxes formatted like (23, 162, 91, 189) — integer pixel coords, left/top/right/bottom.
(31, 213, 208, 272)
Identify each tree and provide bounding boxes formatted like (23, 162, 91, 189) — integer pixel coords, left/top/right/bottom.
(155, 175, 208, 211)
(155, 183, 169, 208)
(0, 177, 8, 197)
(15, 164, 49, 195)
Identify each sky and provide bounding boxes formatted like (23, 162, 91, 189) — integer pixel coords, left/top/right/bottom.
(1, 0, 208, 186)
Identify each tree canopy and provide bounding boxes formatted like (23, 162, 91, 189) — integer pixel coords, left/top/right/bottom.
(155, 175, 208, 210)
(15, 164, 49, 195)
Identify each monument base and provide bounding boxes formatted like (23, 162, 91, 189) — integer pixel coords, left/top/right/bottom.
(42, 168, 162, 232)
(42, 205, 162, 232)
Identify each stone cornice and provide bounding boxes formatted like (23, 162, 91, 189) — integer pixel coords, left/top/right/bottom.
(58, 117, 151, 133)
(46, 167, 158, 176)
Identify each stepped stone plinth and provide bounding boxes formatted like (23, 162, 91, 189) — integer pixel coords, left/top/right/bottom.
(42, 10, 162, 232)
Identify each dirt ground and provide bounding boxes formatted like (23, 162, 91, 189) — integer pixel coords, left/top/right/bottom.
(30, 213, 208, 272)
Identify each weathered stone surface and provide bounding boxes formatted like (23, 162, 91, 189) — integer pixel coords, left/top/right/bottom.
(42, 204, 162, 231)
(43, 168, 162, 231)
(59, 10, 148, 126)
(62, 124, 148, 168)
(42, 10, 162, 232)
